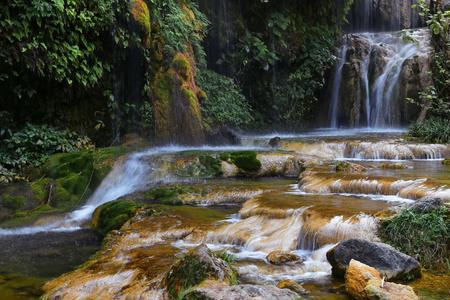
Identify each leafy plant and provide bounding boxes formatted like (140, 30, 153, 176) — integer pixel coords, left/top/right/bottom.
(380, 206, 450, 270)
(0, 124, 92, 173)
(197, 69, 254, 128)
(408, 117, 450, 144)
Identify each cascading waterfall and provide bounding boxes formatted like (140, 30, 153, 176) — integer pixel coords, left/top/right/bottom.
(328, 29, 431, 128)
(0, 145, 263, 236)
(329, 42, 348, 128)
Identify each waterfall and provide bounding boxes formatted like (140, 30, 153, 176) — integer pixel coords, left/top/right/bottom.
(327, 29, 431, 129)
(0, 145, 264, 236)
(329, 42, 348, 128)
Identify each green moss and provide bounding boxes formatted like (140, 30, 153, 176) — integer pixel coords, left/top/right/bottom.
(443, 158, 450, 166)
(2, 194, 26, 210)
(198, 155, 222, 177)
(130, 0, 151, 45)
(92, 200, 142, 235)
(30, 178, 51, 203)
(144, 185, 197, 205)
(172, 53, 191, 80)
(220, 151, 261, 173)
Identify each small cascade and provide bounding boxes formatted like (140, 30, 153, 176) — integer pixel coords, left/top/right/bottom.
(297, 172, 450, 202)
(328, 29, 432, 128)
(0, 145, 263, 236)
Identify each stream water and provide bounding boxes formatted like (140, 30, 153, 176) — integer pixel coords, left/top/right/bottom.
(1, 131, 449, 299)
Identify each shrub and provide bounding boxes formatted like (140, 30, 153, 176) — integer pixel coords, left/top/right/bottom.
(380, 206, 450, 270)
(0, 124, 92, 172)
(409, 117, 450, 144)
(197, 69, 254, 129)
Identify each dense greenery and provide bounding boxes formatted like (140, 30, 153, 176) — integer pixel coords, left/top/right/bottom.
(380, 206, 450, 271)
(200, 0, 353, 127)
(0, 124, 91, 181)
(409, 117, 450, 144)
(409, 0, 450, 142)
(197, 69, 253, 128)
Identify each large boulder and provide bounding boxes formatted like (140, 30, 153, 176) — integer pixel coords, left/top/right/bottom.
(345, 260, 418, 300)
(184, 280, 299, 300)
(164, 244, 235, 298)
(327, 239, 421, 281)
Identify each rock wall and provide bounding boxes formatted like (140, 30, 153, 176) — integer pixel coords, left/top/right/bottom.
(346, 0, 424, 32)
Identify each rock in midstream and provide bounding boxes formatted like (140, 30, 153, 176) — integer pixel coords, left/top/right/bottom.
(327, 239, 421, 281)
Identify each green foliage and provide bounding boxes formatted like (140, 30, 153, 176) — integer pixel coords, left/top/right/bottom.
(409, 117, 450, 144)
(151, 0, 209, 59)
(0, 0, 117, 90)
(0, 124, 92, 174)
(380, 206, 450, 270)
(221, 151, 261, 172)
(213, 250, 236, 265)
(92, 200, 142, 235)
(197, 69, 254, 128)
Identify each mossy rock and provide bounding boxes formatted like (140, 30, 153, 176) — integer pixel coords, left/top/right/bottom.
(442, 158, 450, 166)
(220, 151, 261, 173)
(91, 200, 142, 235)
(143, 185, 198, 205)
(172, 53, 191, 81)
(198, 155, 222, 177)
(164, 244, 235, 299)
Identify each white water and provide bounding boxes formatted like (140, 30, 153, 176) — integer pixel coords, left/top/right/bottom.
(328, 29, 430, 128)
(329, 42, 348, 128)
(0, 145, 264, 236)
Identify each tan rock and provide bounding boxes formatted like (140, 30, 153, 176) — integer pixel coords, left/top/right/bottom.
(365, 278, 418, 300)
(267, 250, 302, 265)
(345, 259, 382, 300)
(221, 161, 239, 177)
(277, 279, 308, 295)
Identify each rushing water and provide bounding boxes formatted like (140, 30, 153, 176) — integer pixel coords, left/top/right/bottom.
(0, 145, 265, 236)
(327, 28, 431, 129)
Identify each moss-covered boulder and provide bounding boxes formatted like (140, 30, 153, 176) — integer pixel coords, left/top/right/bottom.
(152, 52, 205, 145)
(164, 244, 235, 299)
(220, 151, 261, 173)
(91, 200, 141, 235)
(142, 185, 199, 205)
(443, 158, 450, 166)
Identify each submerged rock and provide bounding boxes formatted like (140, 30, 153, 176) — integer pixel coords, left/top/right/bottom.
(277, 279, 308, 295)
(345, 260, 418, 300)
(327, 239, 421, 281)
(269, 137, 281, 148)
(266, 250, 302, 265)
(184, 280, 299, 300)
(164, 244, 235, 298)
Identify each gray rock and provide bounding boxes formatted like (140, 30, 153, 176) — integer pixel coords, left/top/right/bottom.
(409, 198, 444, 213)
(185, 281, 300, 300)
(326, 239, 421, 281)
(269, 137, 281, 148)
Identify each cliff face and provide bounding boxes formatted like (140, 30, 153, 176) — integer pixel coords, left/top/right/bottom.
(346, 0, 424, 32)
